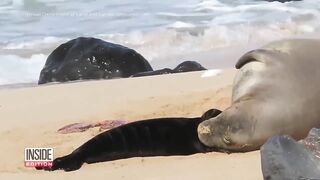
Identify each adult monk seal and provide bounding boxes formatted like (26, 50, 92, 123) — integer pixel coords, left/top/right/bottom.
(198, 39, 320, 152)
(37, 109, 221, 171)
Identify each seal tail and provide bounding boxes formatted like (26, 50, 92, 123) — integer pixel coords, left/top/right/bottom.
(38, 109, 221, 171)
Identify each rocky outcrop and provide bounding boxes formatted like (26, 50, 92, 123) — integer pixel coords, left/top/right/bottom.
(260, 128, 320, 180)
(38, 37, 153, 84)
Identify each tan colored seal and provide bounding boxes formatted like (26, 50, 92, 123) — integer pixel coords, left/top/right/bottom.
(198, 39, 320, 151)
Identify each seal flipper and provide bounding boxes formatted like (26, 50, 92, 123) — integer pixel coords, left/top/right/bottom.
(201, 109, 222, 120)
(39, 108, 221, 171)
(36, 152, 84, 171)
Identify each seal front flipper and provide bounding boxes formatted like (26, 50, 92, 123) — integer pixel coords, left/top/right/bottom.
(38, 108, 221, 171)
(36, 153, 84, 171)
(201, 108, 222, 120)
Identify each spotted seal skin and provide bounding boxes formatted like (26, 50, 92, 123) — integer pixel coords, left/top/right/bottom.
(198, 39, 320, 152)
(37, 109, 221, 171)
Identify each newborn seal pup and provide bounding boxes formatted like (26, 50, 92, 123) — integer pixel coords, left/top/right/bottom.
(198, 39, 320, 152)
(37, 109, 221, 171)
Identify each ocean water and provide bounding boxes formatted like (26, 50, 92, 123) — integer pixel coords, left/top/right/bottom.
(1, 0, 320, 85)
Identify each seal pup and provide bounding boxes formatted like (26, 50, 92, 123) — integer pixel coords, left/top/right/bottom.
(37, 109, 221, 171)
(198, 39, 320, 152)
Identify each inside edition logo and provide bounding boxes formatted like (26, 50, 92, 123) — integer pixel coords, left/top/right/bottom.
(25, 148, 53, 168)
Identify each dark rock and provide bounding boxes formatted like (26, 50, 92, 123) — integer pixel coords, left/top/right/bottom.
(173, 61, 207, 73)
(132, 61, 207, 77)
(131, 68, 174, 77)
(300, 128, 320, 159)
(260, 134, 320, 180)
(38, 37, 153, 84)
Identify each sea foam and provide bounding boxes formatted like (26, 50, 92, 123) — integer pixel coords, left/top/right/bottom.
(1, 0, 320, 85)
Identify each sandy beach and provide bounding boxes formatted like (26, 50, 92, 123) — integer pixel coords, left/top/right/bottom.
(0, 69, 263, 179)
(3, 0, 320, 178)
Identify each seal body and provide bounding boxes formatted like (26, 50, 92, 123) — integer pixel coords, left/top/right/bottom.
(198, 39, 320, 151)
(173, 61, 207, 73)
(38, 109, 221, 171)
(264, 0, 301, 2)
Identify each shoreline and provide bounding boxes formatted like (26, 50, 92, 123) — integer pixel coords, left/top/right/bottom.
(2, 31, 320, 88)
